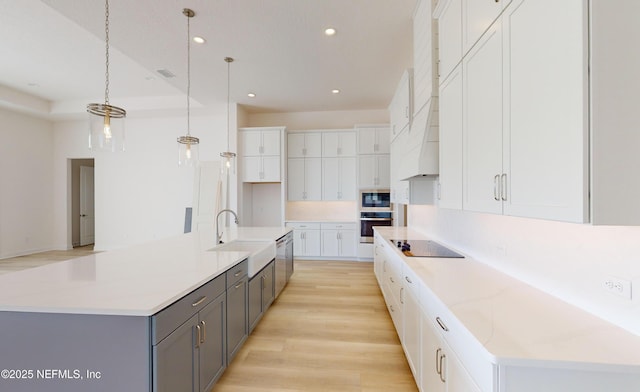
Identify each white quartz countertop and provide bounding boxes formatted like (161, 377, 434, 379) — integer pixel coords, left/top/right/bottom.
(374, 227, 640, 369)
(0, 226, 291, 317)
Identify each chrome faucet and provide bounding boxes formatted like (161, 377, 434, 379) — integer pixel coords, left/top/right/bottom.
(216, 209, 239, 244)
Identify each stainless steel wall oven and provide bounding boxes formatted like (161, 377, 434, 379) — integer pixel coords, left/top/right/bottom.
(359, 189, 392, 243)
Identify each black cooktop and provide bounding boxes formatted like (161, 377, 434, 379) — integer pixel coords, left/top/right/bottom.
(390, 239, 464, 258)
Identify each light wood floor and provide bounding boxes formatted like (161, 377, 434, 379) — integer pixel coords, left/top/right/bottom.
(212, 260, 418, 392)
(0, 246, 96, 275)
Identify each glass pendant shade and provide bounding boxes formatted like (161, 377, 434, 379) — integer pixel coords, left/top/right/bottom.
(86, 0, 126, 152)
(220, 151, 236, 175)
(178, 135, 200, 166)
(87, 103, 126, 152)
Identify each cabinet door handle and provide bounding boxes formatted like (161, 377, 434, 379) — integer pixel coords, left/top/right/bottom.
(435, 348, 441, 375)
(436, 316, 449, 332)
(195, 324, 201, 348)
(400, 287, 404, 304)
(494, 174, 500, 201)
(235, 282, 243, 290)
(200, 320, 206, 343)
(501, 173, 507, 201)
(337, 147, 342, 155)
(303, 147, 307, 156)
(192, 296, 207, 307)
(390, 305, 394, 312)
(439, 352, 447, 383)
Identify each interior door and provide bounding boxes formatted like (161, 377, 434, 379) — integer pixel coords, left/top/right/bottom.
(79, 165, 95, 246)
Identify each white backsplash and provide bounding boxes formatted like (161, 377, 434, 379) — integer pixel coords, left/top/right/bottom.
(408, 205, 640, 336)
(286, 201, 358, 222)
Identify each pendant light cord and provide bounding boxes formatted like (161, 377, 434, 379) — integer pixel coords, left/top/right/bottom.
(104, 0, 110, 105)
(186, 11, 191, 136)
(226, 58, 230, 151)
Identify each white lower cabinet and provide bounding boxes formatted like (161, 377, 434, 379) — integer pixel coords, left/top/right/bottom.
(421, 316, 482, 392)
(402, 266, 421, 381)
(320, 223, 357, 258)
(287, 222, 358, 259)
(286, 222, 321, 257)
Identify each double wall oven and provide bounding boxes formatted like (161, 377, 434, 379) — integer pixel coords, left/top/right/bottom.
(359, 190, 392, 243)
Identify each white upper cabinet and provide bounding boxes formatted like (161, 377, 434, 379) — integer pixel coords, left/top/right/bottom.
(437, 64, 463, 210)
(458, 0, 588, 222)
(287, 132, 322, 158)
(322, 131, 356, 157)
(323, 157, 356, 201)
(358, 127, 391, 155)
(287, 158, 322, 201)
(462, 0, 511, 54)
(412, 0, 435, 116)
(389, 70, 413, 140)
(241, 128, 281, 156)
(501, 0, 587, 222)
(462, 19, 503, 215)
(435, 0, 462, 84)
(359, 155, 390, 189)
(239, 127, 283, 183)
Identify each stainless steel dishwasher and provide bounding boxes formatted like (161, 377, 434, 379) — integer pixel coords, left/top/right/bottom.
(275, 231, 293, 298)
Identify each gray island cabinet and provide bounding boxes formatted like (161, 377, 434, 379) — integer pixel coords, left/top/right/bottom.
(0, 227, 293, 392)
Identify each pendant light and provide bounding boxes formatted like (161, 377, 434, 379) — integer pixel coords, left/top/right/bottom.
(220, 57, 237, 174)
(87, 0, 126, 152)
(177, 8, 200, 166)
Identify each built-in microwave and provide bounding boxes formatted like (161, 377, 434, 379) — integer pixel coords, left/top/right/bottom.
(359, 190, 391, 211)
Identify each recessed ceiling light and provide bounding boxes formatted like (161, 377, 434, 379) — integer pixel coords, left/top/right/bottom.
(193, 36, 205, 44)
(324, 27, 337, 36)
(248, 93, 256, 98)
(331, 89, 340, 94)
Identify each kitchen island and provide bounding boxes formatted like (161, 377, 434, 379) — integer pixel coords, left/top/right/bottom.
(0, 227, 291, 392)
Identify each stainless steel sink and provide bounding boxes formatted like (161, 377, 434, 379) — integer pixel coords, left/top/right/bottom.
(210, 240, 276, 278)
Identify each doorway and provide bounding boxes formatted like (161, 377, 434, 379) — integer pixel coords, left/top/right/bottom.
(71, 159, 95, 248)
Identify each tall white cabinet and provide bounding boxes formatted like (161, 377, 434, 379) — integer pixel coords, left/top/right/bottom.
(436, 0, 590, 223)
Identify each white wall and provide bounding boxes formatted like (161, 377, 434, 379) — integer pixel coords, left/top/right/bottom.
(408, 205, 640, 336)
(52, 104, 237, 251)
(0, 108, 54, 258)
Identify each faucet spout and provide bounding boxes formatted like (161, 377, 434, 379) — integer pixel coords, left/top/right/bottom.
(216, 209, 239, 244)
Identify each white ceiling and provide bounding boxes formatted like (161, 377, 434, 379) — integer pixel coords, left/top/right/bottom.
(0, 0, 416, 119)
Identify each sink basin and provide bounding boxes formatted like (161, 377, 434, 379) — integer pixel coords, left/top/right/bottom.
(210, 240, 276, 278)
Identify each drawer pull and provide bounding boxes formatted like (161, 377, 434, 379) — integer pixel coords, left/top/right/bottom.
(436, 316, 449, 332)
(405, 276, 412, 284)
(192, 296, 207, 307)
(234, 270, 243, 277)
